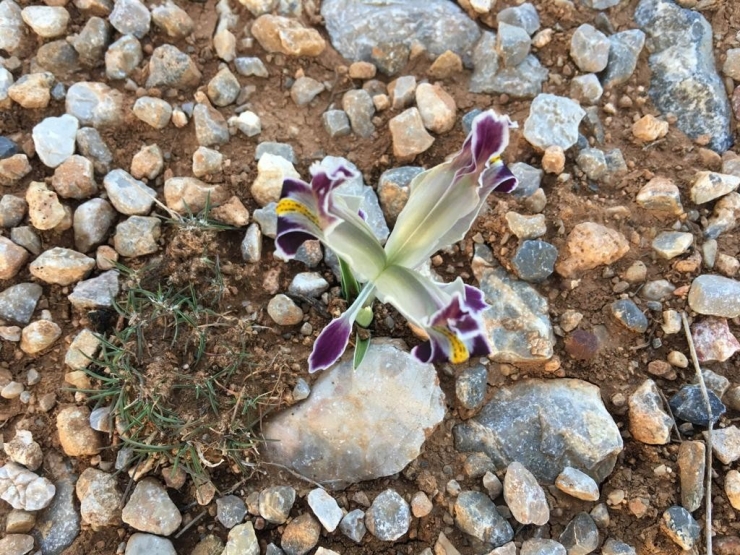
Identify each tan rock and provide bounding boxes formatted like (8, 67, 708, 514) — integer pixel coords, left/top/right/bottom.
(0, 236, 29, 280)
(20, 320, 62, 354)
(632, 114, 669, 142)
(4, 430, 43, 471)
(163, 177, 229, 214)
(541, 146, 565, 174)
(130, 144, 164, 180)
(428, 50, 463, 80)
(628, 379, 673, 445)
(0, 154, 32, 185)
(29, 247, 95, 285)
(56, 406, 103, 456)
(725, 469, 740, 510)
(251, 15, 325, 57)
(210, 196, 249, 227)
(52, 155, 98, 199)
(415, 83, 456, 134)
(636, 176, 683, 215)
(556, 222, 629, 277)
(389, 108, 435, 162)
(26, 181, 66, 231)
(76, 468, 123, 529)
(348, 61, 376, 80)
(250, 154, 299, 207)
(8, 73, 54, 109)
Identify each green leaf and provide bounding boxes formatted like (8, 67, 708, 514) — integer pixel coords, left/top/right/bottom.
(338, 256, 360, 302)
(353, 333, 370, 370)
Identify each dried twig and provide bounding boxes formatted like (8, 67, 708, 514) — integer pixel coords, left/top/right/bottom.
(682, 312, 712, 555)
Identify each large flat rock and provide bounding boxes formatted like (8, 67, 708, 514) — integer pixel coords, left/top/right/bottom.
(262, 340, 445, 489)
(454, 379, 622, 484)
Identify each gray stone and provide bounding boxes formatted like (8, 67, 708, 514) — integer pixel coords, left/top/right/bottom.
(652, 231, 693, 259)
(641, 279, 676, 301)
(474, 245, 554, 361)
(688, 274, 740, 317)
(365, 489, 410, 541)
(509, 162, 542, 198)
(255, 142, 296, 163)
(103, 169, 156, 215)
(105, 34, 142, 80)
(89, 405, 112, 432)
(122, 478, 181, 535)
(230, 111, 261, 137)
(342, 89, 375, 138)
(259, 486, 295, 524)
(521, 539, 566, 555)
(321, 0, 480, 71)
(288, 272, 329, 298)
(192, 147, 223, 177)
(322, 110, 351, 138)
(610, 299, 648, 333)
(253, 203, 277, 237)
(114, 216, 161, 257)
(32, 114, 78, 169)
(264, 341, 445, 488)
(504, 462, 549, 525)
(523, 94, 585, 151)
(235, 57, 268, 78)
(307, 488, 343, 532)
(10, 227, 40, 256)
(76, 468, 122, 529)
(710, 426, 740, 464)
(36, 40, 81, 78)
(217, 495, 246, 529)
(109, 0, 149, 38)
(339, 509, 366, 543)
(510, 240, 557, 283)
(581, 0, 620, 7)
(291, 77, 324, 106)
(601, 539, 636, 555)
(635, 0, 732, 152)
(456, 364, 488, 410)
(150, 0, 193, 39)
(454, 491, 513, 547)
(146, 44, 201, 89)
(570, 74, 603, 105)
(74, 198, 116, 252)
(497, 3, 539, 36)
(0, 462, 55, 510)
(577, 148, 607, 180)
(497, 22, 530, 68)
(66, 82, 124, 128)
(0, 137, 20, 159)
(68, 270, 119, 309)
(76, 127, 113, 174)
(241, 223, 262, 263)
(560, 513, 599, 555)
(208, 68, 240, 107)
(669, 385, 725, 426)
(125, 534, 176, 555)
(603, 30, 646, 89)
(628, 379, 674, 445)
(454, 378, 622, 483)
(471, 33, 547, 98)
(0, 0, 24, 54)
(464, 452, 495, 479)
(193, 104, 229, 146)
(292, 378, 310, 400)
(71, 16, 109, 64)
(32, 475, 78, 555)
(0, 283, 42, 325)
(570, 24, 610, 73)
(661, 506, 700, 550)
(280, 513, 320, 555)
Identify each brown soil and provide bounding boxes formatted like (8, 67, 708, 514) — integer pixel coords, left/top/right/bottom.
(2, 0, 740, 554)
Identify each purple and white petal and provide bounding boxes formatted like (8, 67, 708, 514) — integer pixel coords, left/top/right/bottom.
(308, 314, 354, 373)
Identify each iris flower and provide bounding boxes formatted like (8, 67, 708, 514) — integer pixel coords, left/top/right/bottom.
(275, 110, 518, 372)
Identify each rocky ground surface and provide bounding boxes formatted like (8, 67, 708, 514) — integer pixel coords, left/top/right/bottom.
(1, 0, 740, 554)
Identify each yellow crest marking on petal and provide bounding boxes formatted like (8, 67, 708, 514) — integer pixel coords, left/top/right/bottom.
(488, 154, 502, 165)
(277, 198, 320, 227)
(433, 326, 469, 364)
